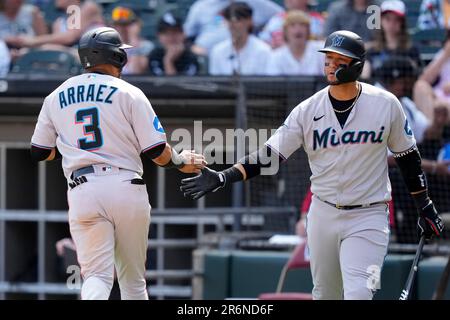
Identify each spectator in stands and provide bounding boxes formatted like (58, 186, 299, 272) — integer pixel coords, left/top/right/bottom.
(259, 0, 324, 49)
(374, 56, 429, 143)
(323, 0, 381, 42)
(149, 12, 200, 76)
(0, 39, 10, 76)
(265, 10, 324, 76)
(421, 100, 450, 152)
(4, 1, 104, 50)
(414, 30, 450, 120)
(209, 2, 271, 75)
(374, 56, 450, 176)
(110, 6, 153, 75)
(52, 0, 80, 34)
(0, 0, 47, 39)
(363, 1, 421, 79)
(417, 0, 450, 30)
(184, 0, 283, 56)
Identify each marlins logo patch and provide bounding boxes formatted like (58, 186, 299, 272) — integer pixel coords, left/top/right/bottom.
(153, 116, 165, 133)
(331, 35, 345, 47)
(404, 119, 413, 136)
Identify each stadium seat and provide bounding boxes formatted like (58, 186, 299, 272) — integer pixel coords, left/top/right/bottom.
(10, 49, 82, 76)
(258, 240, 313, 300)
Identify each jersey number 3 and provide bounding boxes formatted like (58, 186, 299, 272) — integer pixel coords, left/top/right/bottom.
(75, 107, 103, 150)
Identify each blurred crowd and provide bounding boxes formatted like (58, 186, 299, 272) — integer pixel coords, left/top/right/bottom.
(0, 0, 449, 234)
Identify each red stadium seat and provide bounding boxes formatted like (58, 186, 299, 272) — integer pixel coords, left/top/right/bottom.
(258, 240, 313, 300)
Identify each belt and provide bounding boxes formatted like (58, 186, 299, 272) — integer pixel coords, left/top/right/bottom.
(318, 197, 386, 210)
(71, 166, 95, 180)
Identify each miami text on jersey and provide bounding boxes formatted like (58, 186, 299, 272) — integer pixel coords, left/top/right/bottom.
(59, 84, 118, 109)
(313, 126, 385, 150)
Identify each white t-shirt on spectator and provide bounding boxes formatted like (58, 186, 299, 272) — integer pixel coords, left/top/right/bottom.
(0, 40, 11, 77)
(266, 41, 325, 76)
(209, 35, 272, 75)
(184, 0, 283, 53)
(375, 82, 429, 144)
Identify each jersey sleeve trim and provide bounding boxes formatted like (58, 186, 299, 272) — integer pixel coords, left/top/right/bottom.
(31, 143, 54, 150)
(265, 143, 287, 161)
(142, 141, 166, 153)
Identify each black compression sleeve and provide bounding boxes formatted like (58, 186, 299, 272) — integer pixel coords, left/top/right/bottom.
(221, 166, 244, 185)
(54, 147, 62, 160)
(238, 146, 285, 180)
(30, 145, 52, 162)
(142, 143, 166, 160)
(393, 145, 430, 208)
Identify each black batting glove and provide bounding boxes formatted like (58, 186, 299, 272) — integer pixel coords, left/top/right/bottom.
(180, 167, 226, 200)
(417, 201, 444, 240)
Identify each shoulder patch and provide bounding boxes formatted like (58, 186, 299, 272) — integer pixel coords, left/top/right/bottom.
(404, 119, 413, 136)
(153, 116, 165, 133)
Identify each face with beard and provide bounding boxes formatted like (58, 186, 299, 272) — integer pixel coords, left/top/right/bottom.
(324, 52, 353, 85)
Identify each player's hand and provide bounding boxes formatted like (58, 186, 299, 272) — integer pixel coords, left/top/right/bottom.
(417, 201, 444, 240)
(178, 150, 207, 174)
(180, 167, 225, 200)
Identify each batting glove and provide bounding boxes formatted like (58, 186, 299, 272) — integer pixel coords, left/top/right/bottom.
(180, 167, 225, 200)
(417, 201, 444, 240)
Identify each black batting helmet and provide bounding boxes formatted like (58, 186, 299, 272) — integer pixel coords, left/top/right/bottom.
(78, 27, 132, 70)
(319, 30, 366, 83)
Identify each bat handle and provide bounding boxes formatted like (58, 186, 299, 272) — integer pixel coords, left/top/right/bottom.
(399, 235, 426, 300)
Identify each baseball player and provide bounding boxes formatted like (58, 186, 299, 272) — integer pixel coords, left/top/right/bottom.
(181, 30, 444, 299)
(30, 27, 206, 300)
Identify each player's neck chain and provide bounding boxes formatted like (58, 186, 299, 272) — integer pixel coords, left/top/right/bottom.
(332, 83, 362, 114)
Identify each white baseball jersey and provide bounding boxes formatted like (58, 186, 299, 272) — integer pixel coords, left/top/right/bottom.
(266, 82, 416, 206)
(31, 73, 167, 179)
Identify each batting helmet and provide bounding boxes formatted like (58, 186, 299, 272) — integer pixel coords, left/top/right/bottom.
(78, 27, 132, 70)
(319, 30, 366, 83)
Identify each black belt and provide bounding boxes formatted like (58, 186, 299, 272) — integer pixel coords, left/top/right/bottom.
(319, 198, 386, 210)
(71, 165, 95, 180)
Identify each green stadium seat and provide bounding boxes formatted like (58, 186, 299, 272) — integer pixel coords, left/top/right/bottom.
(374, 254, 415, 300)
(203, 250, 232, 299)
(10, 49, 82, 76)
(417, 257, 450, 300)
(202, 250, 422, 300)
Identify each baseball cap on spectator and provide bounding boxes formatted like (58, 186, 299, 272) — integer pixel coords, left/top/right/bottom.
(111, 6, 137, 25)
(157, 12, 183, 33)
(380, 0, 406, 17)
(374, 56, 418, 81)
(223, 2, 253, 21)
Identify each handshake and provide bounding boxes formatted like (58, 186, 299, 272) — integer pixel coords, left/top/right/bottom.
(176, 150, 227, 200)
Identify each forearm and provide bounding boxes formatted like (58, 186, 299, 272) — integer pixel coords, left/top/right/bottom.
(163, 58, 177, 76)
(219, 146, 285, 186)
(419, 53, 449, 84)
(152, 143, 184, 169)
(393, 145, 430, 208)
(29, 30, 80, 47)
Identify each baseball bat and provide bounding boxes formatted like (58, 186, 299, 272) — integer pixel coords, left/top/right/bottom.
(399, 235, 426, 300)
(432, 255, 450, 300)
